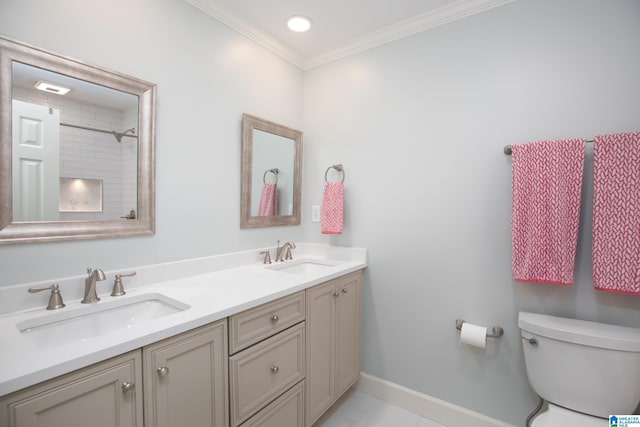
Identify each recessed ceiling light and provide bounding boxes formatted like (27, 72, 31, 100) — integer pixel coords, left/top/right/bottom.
(35, 81, 70, 95)
(287, 16, 311, 32)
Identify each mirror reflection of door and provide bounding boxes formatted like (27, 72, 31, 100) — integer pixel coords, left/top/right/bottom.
(12, 99, 60, 222)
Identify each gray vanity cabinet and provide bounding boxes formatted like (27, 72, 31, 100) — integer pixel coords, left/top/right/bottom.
(143, 319, 228, 427)
(0, 321, 228, 427)
(228, 291, 306, 427)
(306, 270, 362, 426)
(0, 350, 143, 427)
(0, 270, 363, 427)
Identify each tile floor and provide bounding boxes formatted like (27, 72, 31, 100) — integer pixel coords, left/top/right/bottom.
(315, 389, 447, 427)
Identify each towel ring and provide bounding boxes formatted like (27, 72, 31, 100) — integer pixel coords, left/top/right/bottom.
(324, 164, 345, 183)
(263, 168, 279, 184)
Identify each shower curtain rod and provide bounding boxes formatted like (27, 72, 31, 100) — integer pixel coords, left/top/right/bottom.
(60, 122, 138, 141)
(503, 139, 594, 155)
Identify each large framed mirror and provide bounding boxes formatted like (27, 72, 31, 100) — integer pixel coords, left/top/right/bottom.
(241, 114, 302, 228)
(0, 36, 156, 244)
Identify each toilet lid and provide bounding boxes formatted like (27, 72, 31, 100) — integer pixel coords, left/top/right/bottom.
(531, 403, 604, 427)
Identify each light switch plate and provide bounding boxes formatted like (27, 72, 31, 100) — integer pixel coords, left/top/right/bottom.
(311, 205, 320, 222)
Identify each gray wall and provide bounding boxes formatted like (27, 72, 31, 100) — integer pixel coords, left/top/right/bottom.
(0, 0, 305, 284)
(303, 0, 640, 425)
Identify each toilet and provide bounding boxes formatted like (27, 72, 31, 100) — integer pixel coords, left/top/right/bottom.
(518, 311, 640, 427)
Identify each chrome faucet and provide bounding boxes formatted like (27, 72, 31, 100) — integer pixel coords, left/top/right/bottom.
(275, 240, 296, 262)
(82, 268, 106, 303)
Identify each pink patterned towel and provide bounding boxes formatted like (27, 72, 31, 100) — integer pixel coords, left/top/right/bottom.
(321, 182, 344, 234)
(511, 139, 585, 285)
(593, 132, 640, 295)
(257, 183, 277, 216)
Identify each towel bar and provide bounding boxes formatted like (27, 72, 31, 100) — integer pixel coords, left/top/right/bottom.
(504, 139, 594, 155)
(455, 319, 504, 338)
(324, 164, 345, 183)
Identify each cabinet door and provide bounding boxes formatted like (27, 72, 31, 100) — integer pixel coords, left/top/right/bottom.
(143, 320, 228, 427)
(0, 351, 142, 427)
(305, 280, 338, 426)
(336, 271, 362, 396)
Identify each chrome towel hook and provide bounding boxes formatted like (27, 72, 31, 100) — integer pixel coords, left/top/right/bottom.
(324, 164, 345, 183)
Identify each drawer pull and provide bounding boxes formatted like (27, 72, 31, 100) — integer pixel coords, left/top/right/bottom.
(342, 288, 348, 294)
(333, 291, 339, 297)
(270, 314, 279, 322)
(121, 382, 135, 393)
(157, 366, 170, 378)
(270, 365, 279, 374)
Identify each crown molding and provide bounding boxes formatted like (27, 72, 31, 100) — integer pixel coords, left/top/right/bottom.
(184, 0, 514, 71)
(184, 0, 306, 68)
(303, 0, 514, 69)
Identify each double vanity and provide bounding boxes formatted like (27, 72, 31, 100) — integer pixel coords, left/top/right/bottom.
(0, 243, 367, 427)
(0, 35, 355, 427)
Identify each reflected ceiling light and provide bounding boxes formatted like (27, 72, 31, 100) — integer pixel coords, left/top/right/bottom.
(287, 15, 311, 32)
(35, 81, 70, 95)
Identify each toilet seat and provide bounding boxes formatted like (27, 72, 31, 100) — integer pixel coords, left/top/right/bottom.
(531, 403, 605, 427)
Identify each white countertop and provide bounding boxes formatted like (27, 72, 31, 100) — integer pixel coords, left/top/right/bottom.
(0, 243, 367, 396)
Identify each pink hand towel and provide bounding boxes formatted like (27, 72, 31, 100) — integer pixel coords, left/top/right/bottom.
(592, 131, 640, 295)
(511, 138, 585, 285)
(321, 182, 344, 234)
(257, 183, 277, 216)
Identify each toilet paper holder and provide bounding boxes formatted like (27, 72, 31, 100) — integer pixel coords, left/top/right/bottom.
(455, 319, 504, 338)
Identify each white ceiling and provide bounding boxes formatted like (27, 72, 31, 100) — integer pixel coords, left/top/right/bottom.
(185, 0, 513, 69)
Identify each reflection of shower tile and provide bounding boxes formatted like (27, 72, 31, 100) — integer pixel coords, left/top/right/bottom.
(59, 177, 103, 212)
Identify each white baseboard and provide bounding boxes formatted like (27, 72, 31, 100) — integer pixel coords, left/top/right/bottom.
(356, 372, 515, 427)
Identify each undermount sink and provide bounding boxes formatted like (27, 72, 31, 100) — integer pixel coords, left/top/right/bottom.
(17, 293, 190, 346)
(267, 258, 339, 275)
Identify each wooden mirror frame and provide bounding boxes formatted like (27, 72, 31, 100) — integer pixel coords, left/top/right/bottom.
(240, 114, 302, 228)
(0, 36, 156, 244)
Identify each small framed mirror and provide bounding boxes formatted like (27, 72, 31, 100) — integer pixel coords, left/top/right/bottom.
(241, 114, 302, 228)
(0, 36, 156, 244)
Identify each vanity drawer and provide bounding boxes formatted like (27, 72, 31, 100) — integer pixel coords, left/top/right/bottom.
(241, 380, 305, 427)
(229, 291, 305, 354)
(229, 322, 305, 426)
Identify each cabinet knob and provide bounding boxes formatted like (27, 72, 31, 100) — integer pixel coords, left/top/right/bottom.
(333, 292, 339, 297)
(157, 366, 170, 378)
(342, 288, 348, 294)
(121, 382, 135, 393)
(270, 365, 279, 374)
(270, 314, 279, 322)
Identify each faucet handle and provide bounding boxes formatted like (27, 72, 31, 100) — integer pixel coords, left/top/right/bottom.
(260, 250, 272, 264)
(112, 272, 136, 297)
(285, 247, 293, 260)
(28, 283, 65, 310)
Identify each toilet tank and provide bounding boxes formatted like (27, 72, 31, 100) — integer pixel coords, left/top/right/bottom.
(518, 312, 640, 418)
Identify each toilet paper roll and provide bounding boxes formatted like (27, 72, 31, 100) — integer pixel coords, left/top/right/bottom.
(460, 322, 487, 349)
